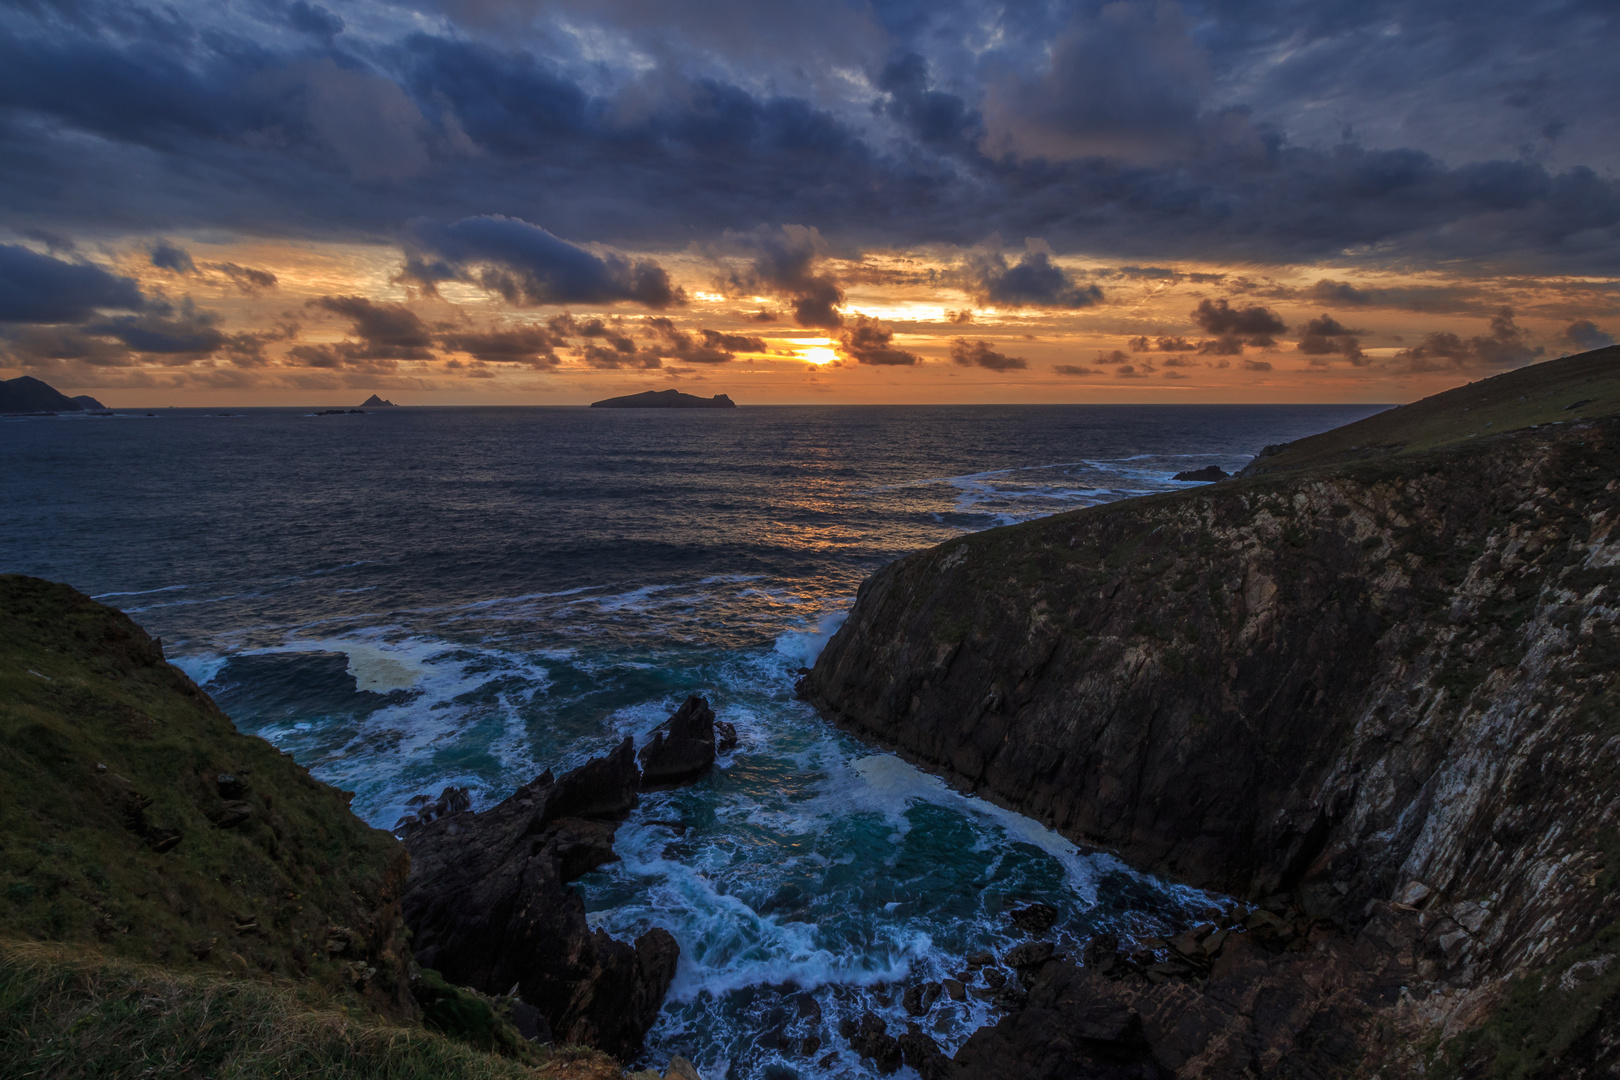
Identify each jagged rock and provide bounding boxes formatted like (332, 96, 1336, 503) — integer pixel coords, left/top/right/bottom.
(401, 738, 677, 1060)
(898, 1023, 951, 1080)
(845, 1011, 902, 1074)
(1005, 941, 1055, 969)
(943, 978, 966, 1001)
(638, 695, 718, 788)
(1171, 465, 1229, 482)
(902, 980, 942, 1016)
(213, 801, 253, 828)
(666, 1056, 704, 1080)
(1010, 902, 1058, 932)
(714, 719, 738, 752)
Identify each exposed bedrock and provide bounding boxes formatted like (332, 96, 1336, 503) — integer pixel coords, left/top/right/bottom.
(805, 418, 1620, 1074)
(402, 695, 724, 1059)
(639, 693, 718, 788)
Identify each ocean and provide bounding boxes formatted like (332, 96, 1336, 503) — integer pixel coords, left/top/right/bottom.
(1, 402, 1383, 1077)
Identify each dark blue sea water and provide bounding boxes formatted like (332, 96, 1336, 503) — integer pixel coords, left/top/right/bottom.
(1, 403, 1383, 1077)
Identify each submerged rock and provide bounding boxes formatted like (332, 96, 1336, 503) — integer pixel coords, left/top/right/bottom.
(401, 738, 677, 1060)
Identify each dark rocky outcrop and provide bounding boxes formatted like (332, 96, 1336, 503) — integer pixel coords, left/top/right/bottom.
(639, 694, 718, 788)
(72, 393, 109, 411)
(589, 389, 736, 409)
(806, 354, 1620, 1075)
(1171, 466, 1228, 482)
(401, 737, 678, 1060)
(360, 394, 397, 407)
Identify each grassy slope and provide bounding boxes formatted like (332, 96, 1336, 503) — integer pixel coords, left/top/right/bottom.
(0, 576, 619, 1077)
(0, 940, 619, 1080)
(0, 574, 406, 1005)
(1242, 344, 1620, 475)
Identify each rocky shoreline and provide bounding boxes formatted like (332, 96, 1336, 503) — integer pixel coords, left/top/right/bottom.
(399, 695, 729, 1061)
(804, 408, 1620, 1076)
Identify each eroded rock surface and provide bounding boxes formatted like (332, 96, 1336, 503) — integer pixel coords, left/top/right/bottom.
(807, 418, 1620, 1075)
(639, 694, 718, 788)
(402, 737, 678, 1059)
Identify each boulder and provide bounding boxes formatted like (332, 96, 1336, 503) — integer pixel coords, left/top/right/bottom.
(638, 695, 718, 788)
(401, 738, 676, 1060)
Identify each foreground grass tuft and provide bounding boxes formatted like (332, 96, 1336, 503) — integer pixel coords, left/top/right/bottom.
(0, 940, 620, 1080)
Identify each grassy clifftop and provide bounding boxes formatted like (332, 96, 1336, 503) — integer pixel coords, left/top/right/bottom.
(1242, 344, 1620, 475)
(0, 575, 619, 1078)
(0, 574, 412, 1011)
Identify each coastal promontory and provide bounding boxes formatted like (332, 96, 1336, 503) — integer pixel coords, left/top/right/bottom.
(590, 388, 736, 409)
(806, 345, 1620, 1077)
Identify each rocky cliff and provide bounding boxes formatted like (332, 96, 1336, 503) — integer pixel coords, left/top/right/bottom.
(805, 361, 1620, 1075)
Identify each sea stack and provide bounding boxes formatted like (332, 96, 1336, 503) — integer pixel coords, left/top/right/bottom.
(360, 394, 398, 407)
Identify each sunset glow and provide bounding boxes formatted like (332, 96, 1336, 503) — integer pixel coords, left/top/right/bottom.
(1, 1, 1615, 406)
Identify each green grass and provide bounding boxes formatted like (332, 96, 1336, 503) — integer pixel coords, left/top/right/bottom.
(1244, 345, 1620, 476)
(0, 939, 619, 1080)
(0, 575, 410, 1011)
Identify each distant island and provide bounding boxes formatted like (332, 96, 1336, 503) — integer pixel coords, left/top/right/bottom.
(589, 389, 736, 409)
(0, 375, 108, 414)
(360, 394, 398, 407)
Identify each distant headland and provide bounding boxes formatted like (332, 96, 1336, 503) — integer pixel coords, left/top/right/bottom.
(360, 394, 398, 407)
(589, 389, 736, 409)
(0, 375, 108, 414)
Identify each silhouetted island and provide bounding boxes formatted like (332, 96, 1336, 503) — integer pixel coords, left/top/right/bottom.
(589, 389, 736, 409)
(0, 375, 96, 414)
(360, 394, 397, 407)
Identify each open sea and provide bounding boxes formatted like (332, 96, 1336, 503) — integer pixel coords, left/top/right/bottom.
(1, 403, 1383, 1077)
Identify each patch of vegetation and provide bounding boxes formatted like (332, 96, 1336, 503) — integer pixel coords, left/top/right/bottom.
(0, 940, 616, 1080)
(1242, 346, 1620, 478)
(0, 575, 406, 1010)
(1434, 920, 1620, 1080)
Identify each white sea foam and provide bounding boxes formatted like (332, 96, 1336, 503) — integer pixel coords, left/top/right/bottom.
(773, 609, 848, 668)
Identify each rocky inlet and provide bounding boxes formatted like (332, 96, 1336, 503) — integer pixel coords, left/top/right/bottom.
(400, 695, 730, 1060)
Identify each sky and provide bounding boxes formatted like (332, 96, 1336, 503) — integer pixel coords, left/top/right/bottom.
(1, 0, 1617, 405)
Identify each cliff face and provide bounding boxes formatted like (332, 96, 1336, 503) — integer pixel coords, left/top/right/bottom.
(806, 418, 1620, 1067)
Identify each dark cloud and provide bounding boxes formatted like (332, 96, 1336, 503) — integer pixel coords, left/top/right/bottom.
(285, 1, 344, 38)
(1243, 358, 1274, 372)
(1561, 320, 1615, 352)
(439, 324, 565, 367)
(643, 317, 766, 363)
(1191, 299, 1287, 341)
(949, 338, 1025, 371)
(304, 295, 434, 360)
(839, 315, 920, 366)
(86, 299, 225, 357)
(148, 239, 195, 273)
(0, 244, 143, 323)
(1128, 335, 1197, 352)
(723, 225, 844, 329)
(1052, 363, 1097, 376)
(210, 262, 278, 293)
(1197, 336, 1248, 356)
(963, 249, 1102, 309)
(1394, 307, 1542, 372)
(876, 52, 981, 152)
(945, 309, 973, 324)
(0, 0, 1617, 283)
(1305, 279, 1480, 314)
(403, 216, 684, 309)
(1297, 314, 1366, 364)
(980, 3, 1213, 164)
